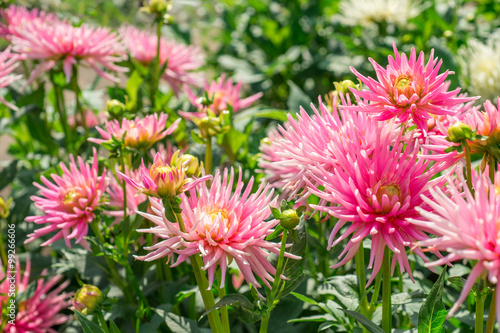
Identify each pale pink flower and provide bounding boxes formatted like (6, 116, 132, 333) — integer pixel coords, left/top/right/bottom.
(181, 74, 263, 119)
(409, 171, 500, 318)
(1, 258, 71, 333)
(89, 113, 180, 150)
(0, 46, 22, 110)
(135, 168, 300, 289)
(67, 109, 102, 129)
(349, 43, 476, 133)
(0, 5, 59, 41)
(307, 127, 445, 284)
(25, 148, 107, 249)
(119, 25, 204, 94)
(12, 20, 127, 84)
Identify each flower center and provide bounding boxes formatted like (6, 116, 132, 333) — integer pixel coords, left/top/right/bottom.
(200, 208, 231, 240)
(63, 189, 80, 206)
(375, 184, 401, 213)
(394, 75, 413, 95)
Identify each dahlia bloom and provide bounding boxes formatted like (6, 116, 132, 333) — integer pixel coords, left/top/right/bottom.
(409, 171, 500, 318)
(12, 20, 127, 84)
(459, 35, 500, 103)
(0, 5, 59, 41)
(307, 128, 445, 284)
(0, 46, 22, 110)
(67, 109, 103, 129)
(25, 148, 107, 249)
(181, 74, 263, 119)
(119, 25, 204, 94)
(349, 43, 476, 133)
(120, 151, 210, 199)
(89, 113, 180, 151)
(135, 168, 300, 289)
(106, 168, 147, 217)
(1, 258, 71, 333)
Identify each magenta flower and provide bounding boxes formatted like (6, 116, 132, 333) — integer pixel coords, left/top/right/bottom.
(135, 168, 300, 289)
(89, 113, 180, 150)
(25, 148, 107, 249)
(307, 127, 445, 284)
(119, 25, 204, 94)
(181, 74, 263, 119)
(0, 46, 22, 110)
(0, 5, 59, 41)
(12, 20, 127, 84)
(409, 171, 500, 318)
(0, 258, 71, 333)
(349, 43, 476, 133)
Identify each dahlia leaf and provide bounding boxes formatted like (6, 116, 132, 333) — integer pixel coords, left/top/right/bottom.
(125, 70, 143, 109)
(417, 267, 448, 333)
(340, 309, 385, 333)
(200, 293, 260, 324)
(153, 307, 210, 333)
(391, 290, 426, 305)
(318, 275, 359, 311)
(73, 310, 106, 333)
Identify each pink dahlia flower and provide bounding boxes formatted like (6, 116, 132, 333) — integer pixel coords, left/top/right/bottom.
(119, 25, 204, 94)
(25, 148, 107, 249)
(12, 20, 127, 84)
(1, 258, 71, 333)
(135, 168, 300, 289)
(307, 128, 445, 284)
(409, 171, 500, 318)
(67, 109, 103, 129)
(181, 74, 263, 119)
(0, 5, 59, 41)
(89, 113, 180, 150)
(120, 151, 210, 199)
(0, 46, 22, 110)
(348, 43, 476, 133)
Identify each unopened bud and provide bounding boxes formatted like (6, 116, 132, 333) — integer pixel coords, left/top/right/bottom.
(198, 116, 222, 137)
(0, 197, 12, 219)
(106, 99, 126, 116)
(72, 285, 103, 315)
(170, 151, 203, 177)
(279, 209, 300, 230)
(447, 122, 473, 143)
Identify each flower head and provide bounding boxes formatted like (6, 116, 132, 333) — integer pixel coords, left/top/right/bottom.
(0, 5, 59, 41)
(135, 168, 300, 290)
(89, 113, 180, 150)
(182, 74, 262, 119)
(120, 151, 210, 199)
(12, 20, 127, 84)
(0, 46, 22, 110)
(349, 43, 476, 133)
(119, 25, 204, 94)
(25, 148, 107, 249)
(409, 170, 500, 318)
(1, 258, 71, 333)
(68, 109, 103, 129)
(307, 127, 445, 284)
(72, 284, 104, 315)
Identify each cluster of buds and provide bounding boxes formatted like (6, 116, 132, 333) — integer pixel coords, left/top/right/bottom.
(140, 0, 174, 24)
(324, 79, 362, 109)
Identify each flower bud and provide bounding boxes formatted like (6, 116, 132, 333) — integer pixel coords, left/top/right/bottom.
(106, 99, 126, 116)
(0, 197, 12, 219)
(142, 0, 172, 15)
(279, 209, 300, 230)
(198, 116, 222, 137)
(447, 122, 473, 143)
(170, 151, 203, 178)
(334, 79, 359, 95)
(72, 285, 103, 315)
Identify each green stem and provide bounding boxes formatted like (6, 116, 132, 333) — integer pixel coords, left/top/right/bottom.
(382, 249, 392, 333)
(72, 65, 88, 139)
(52, 74, 70, 149)
(0, 221, 7, 268)
(370, 270, 382, 311)
(260, 231, 288, 333)
(173, 211, 223, 332)
(95, 310, 110, 333)
(119, 151, 129, 258)
(123, 261, 149, 309)
(464, 141, 473, 193)
(355, 245, 370, 331)
(489, 155, 496, 184)
(205, 136, 213, 174)
(486, 288, 496, 333)
(476, 278, 485, 333)
(217, 270, 230, 333)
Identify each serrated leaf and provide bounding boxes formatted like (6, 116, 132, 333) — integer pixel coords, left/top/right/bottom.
(418, 267, 448, 333)
(340, 309, 385, 333)
(200, 293, 253, 319)
(73, 311, 106, 333)
(318, 275, 359, 310)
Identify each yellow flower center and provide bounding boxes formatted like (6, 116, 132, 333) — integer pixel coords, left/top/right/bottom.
(375, 184, 401, 213)
(63, 189, 79, 206)
(394, 75, 414, 95)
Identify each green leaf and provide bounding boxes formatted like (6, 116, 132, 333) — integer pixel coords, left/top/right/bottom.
(340, 309, 385, 333)
(73, 311, 106, 333)
(287, 80, 311, 112)
(191, 130, 205, 144)
(318, 275, 359, 310)
(200, 293, 253, 319)
(418, 267, 448, 333)
(125, 70, 144, 109)
(152, 307, 210, 333)
(109, 319, 121, 333)
(270, 207, 282, 219)
(391, 290, 426, 305)
(290, 292, 319, 306)
(266, 224, 284, 241)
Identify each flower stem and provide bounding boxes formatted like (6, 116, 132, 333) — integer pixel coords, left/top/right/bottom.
(150, 19, 163, 109)
(173, 212, 223, 332)
(489, 155, 496, 184)
(260, 230, 288, 333)
(216, 270, 230, 333)
(382, 249, 392, 333)
(486, 288, 497, 333)
(476, 278, 486, 333)
(464, 141, 473, 193)
(72, 65, 88, 139)
(355, 245, 370, 332)
(370, 270, 382, 311)
(205, 136, 212, 174)
(51, 73, 70, 149)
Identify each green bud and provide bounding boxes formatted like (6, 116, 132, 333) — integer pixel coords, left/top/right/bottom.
(106, 99, 126, 116)
(72, 285, 104, 315)
(170, 151, 203, 177)
(447, 122, 473, 143)
(197, 116, 222, 138)
(279, 209, 300, 230)
(0, 197, 12, 219)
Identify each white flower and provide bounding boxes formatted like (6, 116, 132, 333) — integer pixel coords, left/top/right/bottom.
(337, 0, 421, 27)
